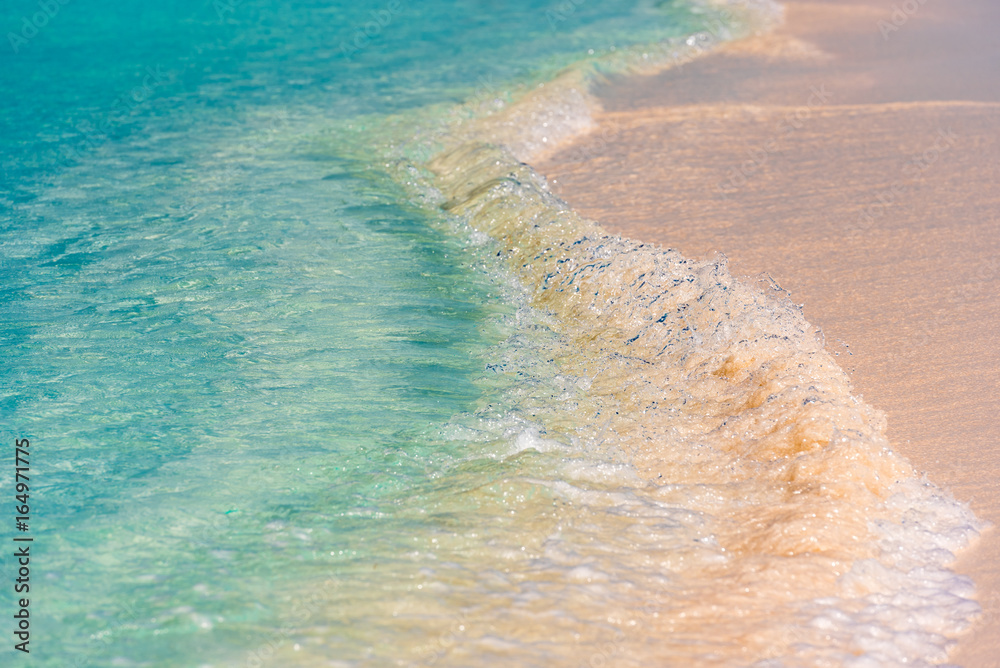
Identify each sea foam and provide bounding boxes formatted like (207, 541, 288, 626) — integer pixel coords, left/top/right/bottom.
(414, 11, 986, 656)
(264, 2, 985, 665)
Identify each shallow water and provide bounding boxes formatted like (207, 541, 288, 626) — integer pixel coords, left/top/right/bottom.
(0, 0, 984, 665)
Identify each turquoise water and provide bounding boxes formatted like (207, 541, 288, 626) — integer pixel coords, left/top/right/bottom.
(1, 1, 713, 664)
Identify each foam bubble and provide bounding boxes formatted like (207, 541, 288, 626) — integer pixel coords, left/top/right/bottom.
(423, 137, 986, 664)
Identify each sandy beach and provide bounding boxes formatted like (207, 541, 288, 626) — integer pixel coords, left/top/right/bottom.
(538, 0, 1000, 664)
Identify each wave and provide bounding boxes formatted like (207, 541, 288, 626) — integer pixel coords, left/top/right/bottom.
(411, 2, 986, 664)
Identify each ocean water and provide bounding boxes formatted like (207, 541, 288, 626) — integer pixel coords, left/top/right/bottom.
(0, 0, 985, 666)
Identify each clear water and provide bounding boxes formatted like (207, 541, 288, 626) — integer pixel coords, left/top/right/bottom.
(0, 1, 721, 665)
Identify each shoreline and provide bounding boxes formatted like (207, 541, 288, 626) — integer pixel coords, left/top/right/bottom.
(537, 0, 1000, 664)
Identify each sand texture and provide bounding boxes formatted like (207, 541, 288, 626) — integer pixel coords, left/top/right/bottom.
(537, 0, 1000, 664)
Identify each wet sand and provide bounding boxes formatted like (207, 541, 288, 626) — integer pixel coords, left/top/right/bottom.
(538, 0, 1000, 664)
